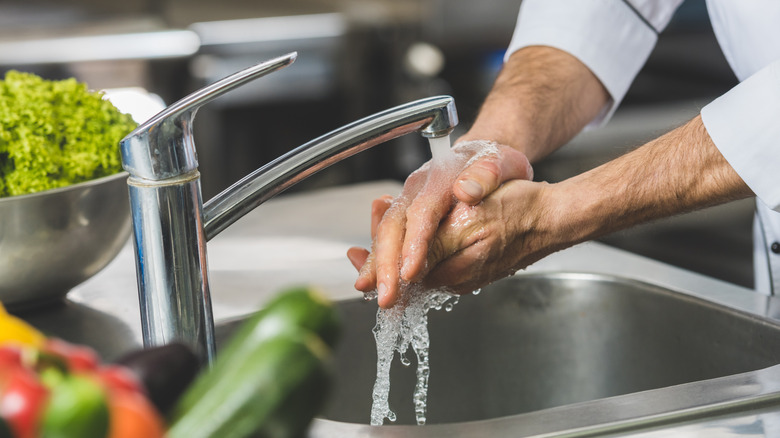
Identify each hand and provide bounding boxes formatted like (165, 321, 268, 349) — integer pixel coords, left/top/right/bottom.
(369, 113, 758, 298)
(420, 179, 555, 294)
(348, 140, 533, 308)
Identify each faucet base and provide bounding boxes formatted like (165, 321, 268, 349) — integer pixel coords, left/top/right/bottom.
(128, 172, 216, 363)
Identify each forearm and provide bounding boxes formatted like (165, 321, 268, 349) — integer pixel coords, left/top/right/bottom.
(544, 115, 754, 246)
(459, 46, 609, 163)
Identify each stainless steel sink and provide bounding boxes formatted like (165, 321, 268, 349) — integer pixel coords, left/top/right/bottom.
(318, 272, 780, 426)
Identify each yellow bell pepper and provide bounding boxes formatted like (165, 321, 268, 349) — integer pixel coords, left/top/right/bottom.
(0, 301, 45, 348)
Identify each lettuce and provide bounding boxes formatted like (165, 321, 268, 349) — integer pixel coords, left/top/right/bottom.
(0, 70, 137, 198)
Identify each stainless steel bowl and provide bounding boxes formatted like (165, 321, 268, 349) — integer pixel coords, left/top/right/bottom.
(0, 172, 131, 310)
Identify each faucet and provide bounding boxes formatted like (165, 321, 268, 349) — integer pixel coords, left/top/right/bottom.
(120, 52, 458, 363)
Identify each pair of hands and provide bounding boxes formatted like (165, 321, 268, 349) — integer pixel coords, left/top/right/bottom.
(347, 140, 537, 308)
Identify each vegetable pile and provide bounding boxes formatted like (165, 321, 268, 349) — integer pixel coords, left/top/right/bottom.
(0, 300, 167, 438)
(0, 71, 137, 198)
(0, 286, 339, 438)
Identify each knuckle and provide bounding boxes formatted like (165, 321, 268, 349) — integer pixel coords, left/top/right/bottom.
(475, 159, 503, 181)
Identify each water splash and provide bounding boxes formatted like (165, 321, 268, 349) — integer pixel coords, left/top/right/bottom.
(368, 283, 457, 426)
(368, 133, 463, 426)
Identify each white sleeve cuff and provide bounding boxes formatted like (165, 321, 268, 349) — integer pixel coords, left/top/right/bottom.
(505, 0, 661, 128)
(701, 60, 780, 212)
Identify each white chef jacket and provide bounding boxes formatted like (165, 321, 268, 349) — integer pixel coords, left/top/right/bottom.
(505, 0, 780, 294)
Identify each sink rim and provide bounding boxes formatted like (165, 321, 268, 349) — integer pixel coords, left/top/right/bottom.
(310, 363, 780, 437)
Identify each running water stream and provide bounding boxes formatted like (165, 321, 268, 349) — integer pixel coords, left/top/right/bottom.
(367, 135, 460, 426)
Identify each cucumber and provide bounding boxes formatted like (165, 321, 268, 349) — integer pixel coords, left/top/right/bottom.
(168, 330, 330, 438)
(234, 286, 340, 349)
(175, 286, 339, 412)
(169, 286, 339, 438)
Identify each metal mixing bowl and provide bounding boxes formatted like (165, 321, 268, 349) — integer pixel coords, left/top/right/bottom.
(0, 172, 131, 310)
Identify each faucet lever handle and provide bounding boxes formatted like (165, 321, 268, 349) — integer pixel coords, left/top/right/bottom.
(162, 52, 298, 122)
(121, 52, 297, 181)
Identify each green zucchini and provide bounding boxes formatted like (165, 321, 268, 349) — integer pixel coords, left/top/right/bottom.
(168, 330, 330, 438)
(175, 286, 339, 412)
(233, 285, 340, 349)
(169, 286, 339, 438)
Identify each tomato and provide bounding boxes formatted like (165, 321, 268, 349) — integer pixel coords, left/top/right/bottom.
(0, 367, 48, 438)
(0, 347, 23, 386)
(0, 347, 22, 370)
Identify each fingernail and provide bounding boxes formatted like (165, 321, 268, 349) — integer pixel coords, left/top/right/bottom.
(377, 282, 387, 297)
(458, 179, 483, 199)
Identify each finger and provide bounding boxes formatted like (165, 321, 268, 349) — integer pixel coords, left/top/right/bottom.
(371, 195, 394, 239)
(347, 247, 369, 271)
(454, 146, 533, 205)
(374, 207, 407, 309)
(425, 243, 488, 294)
(399, 186, 453, 283)
(416, 200, 494, 291)
(353, 195, 393, 292)
(351, 247, 378, 292)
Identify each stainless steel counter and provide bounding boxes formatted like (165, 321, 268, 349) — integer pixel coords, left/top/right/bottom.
(17, 180, 780, 437)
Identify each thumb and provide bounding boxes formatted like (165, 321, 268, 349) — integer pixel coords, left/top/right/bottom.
(453, 146, 532, 205)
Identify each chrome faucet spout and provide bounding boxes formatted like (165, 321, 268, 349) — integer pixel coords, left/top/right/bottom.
(120, 54, 458, 362)
(203, 95, 457, 240)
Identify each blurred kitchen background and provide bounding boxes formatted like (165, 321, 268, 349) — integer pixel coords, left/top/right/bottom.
(0, 0, 752, 288)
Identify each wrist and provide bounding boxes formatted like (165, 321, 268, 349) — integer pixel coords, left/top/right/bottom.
(545, 179, 606, 246)
(500, 180, 586, 268)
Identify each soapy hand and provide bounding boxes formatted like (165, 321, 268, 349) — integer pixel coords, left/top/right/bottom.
(414, 179, 554, 294)
(347, 140, 533, 308)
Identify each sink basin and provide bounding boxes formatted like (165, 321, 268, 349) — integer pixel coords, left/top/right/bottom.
(317, 272, 780, 426)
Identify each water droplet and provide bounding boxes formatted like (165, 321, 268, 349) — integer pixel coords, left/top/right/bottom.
(364, 289, 378, 301)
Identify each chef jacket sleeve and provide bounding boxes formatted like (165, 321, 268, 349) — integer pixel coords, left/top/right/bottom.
(701, 59, 780, 212)
(505, 0, 684, 128)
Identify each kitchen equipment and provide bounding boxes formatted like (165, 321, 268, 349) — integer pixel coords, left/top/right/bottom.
(0, 172, 131, 309)
(120, 52, 457, 362)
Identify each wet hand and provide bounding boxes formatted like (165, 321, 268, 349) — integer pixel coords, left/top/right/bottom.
(452, 141, 533, 205)
(349, 140, 533, 308)
(422, 179, 552, 294)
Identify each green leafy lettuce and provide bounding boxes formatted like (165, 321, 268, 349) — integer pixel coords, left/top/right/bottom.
(0, 70, 137, 198)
